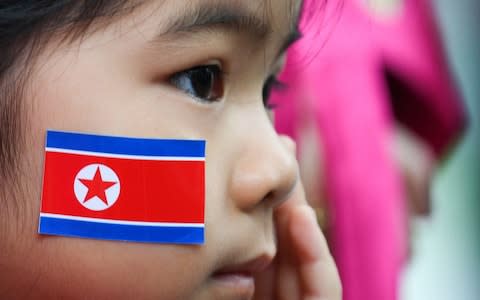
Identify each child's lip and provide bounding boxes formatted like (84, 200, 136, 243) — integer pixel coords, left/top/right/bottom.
(211, 255, 272, 298)
(211, 273, 255, 299)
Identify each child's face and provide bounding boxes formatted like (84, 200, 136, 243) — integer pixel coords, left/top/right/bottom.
(1, 0, 301, 299)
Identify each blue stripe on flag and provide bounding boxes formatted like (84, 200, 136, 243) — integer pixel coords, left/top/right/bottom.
(46, 130, 206, 158)
(39, 216, 204, 245)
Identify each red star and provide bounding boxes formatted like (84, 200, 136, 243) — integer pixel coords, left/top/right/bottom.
(79, 167, 117, 206)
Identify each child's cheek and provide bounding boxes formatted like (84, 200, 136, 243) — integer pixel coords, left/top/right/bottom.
(12, 237, 208, 298)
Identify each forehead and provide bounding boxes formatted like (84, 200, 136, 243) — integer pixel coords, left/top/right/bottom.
(263, 0, 303, 29)
(147, 0, 303, 37)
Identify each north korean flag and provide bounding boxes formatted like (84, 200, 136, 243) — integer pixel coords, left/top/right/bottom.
(39, 130, 205, 244)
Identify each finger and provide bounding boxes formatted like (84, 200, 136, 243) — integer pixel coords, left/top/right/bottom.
(273, 171, 306, 300)
(255, 173, 302, 300)
(276, 177, 308, 223)
(275, 259, 300, 300)
(253, 263, 275, 300)
(277, 135, 307, 210)
(290, 205, 342, 299)
(279, 135, 296, 155)
(254, 193, 300, 300)
(274, 206, 301, 300)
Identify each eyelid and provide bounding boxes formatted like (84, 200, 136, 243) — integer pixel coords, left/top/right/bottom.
(183, 60, 230, 82)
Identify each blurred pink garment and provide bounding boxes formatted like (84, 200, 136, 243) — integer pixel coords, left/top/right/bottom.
(274, 0, 465, 299)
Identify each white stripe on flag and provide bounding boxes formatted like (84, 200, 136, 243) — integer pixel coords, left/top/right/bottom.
(45, 147, 205, 161)
(40, 213, 205, 228)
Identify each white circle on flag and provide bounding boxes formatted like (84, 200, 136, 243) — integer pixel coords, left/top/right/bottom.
(74, 163, 120, 211)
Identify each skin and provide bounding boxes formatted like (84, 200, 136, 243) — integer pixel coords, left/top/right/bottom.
(0, 0, 341, 299)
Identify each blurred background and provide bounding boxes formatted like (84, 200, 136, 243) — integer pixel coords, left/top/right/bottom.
(401, 1, 480, 299)
(274, 0, 479, 299)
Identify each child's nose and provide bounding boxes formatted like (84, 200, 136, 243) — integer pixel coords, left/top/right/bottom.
(228, 126, 298, 212)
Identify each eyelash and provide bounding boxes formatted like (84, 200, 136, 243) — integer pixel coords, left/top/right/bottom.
(169, 65, 286, 109)
(262, 75, 286, 109)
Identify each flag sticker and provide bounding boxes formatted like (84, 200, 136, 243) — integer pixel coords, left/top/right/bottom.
(39, 130, 206, 244)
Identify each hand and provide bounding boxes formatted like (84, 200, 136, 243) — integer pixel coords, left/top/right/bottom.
(253, 138, 342, 300)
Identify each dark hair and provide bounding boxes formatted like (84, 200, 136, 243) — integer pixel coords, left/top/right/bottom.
(0, 1, 137, 184)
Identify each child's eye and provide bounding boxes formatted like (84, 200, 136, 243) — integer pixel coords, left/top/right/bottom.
(262, 75, 286, 109)
(170, 65, 224, 102)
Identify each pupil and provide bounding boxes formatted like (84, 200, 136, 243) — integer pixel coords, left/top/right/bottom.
(191, 68, 214, 99)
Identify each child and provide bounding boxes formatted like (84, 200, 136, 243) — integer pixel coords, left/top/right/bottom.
(0, 1, 341, 299)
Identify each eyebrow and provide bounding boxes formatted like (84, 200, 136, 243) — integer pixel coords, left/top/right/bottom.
(163, 5, 271, 39)
(156, 3, 303, 56)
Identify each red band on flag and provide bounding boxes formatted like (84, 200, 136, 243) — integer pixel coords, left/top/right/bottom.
(42, 152, 205, 223)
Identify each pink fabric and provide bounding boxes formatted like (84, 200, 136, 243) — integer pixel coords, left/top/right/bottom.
(274, 0, 465, 299)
